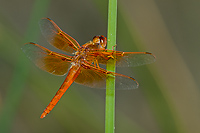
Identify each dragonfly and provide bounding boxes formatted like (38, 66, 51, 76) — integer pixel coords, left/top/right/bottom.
(22, 18, 156, 118)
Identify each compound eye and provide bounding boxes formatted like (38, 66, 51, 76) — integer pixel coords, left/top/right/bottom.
(99, 35, 107, 49)
(92, 36, 101, 44)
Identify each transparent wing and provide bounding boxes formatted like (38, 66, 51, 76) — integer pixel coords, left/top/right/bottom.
(39, 18, 80, 53)
(87, 50, 156, 67)
(115, 51, 156, 67)
(75, 62, 138, 90)
(22, 42, 73, 76)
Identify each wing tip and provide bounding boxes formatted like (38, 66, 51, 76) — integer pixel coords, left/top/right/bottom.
(145, 52, 156, 60)
(41, 17, 51, 21)
(24, 42, 36, 45)
(130, 76, 139, 89)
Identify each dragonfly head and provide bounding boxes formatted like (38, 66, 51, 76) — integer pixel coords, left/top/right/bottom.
(92, 35, 107, 49)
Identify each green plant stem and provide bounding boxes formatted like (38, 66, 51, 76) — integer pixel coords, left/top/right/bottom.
(0, 0, 51, 132)
(105, 0, 117, 133)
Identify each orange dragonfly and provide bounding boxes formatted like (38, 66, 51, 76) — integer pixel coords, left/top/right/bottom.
(22, 18, 155, 118)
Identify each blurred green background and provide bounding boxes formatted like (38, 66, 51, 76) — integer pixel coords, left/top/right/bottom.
(0, 0, 200, 133)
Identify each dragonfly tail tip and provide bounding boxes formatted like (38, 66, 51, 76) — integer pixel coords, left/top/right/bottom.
(40, 114, 46, 119)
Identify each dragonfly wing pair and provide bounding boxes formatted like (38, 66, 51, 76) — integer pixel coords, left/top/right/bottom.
(22, 43, 141, 90)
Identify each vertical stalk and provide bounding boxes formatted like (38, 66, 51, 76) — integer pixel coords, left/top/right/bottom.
(105, 0, 117, 133)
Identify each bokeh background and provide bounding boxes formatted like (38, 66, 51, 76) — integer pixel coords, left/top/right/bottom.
(0, 0, 200, 133)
